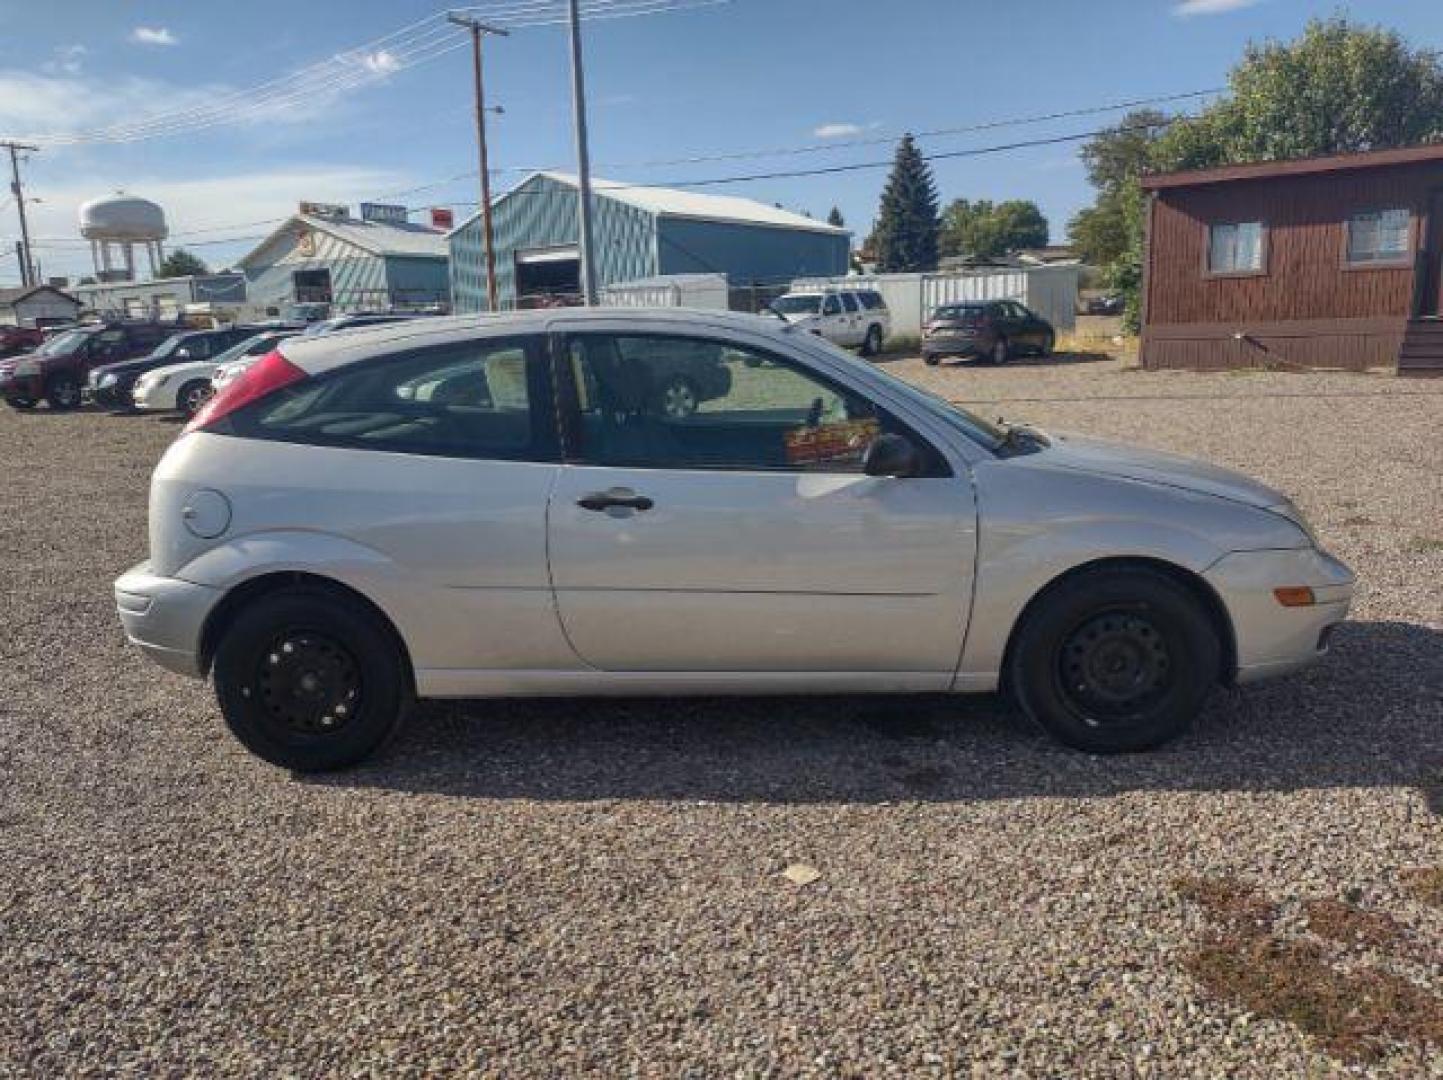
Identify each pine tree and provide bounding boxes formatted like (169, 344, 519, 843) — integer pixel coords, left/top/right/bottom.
(827, 206, 845, 228)
(871, 135, 939, 273)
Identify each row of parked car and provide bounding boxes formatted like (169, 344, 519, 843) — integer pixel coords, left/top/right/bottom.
(0, 313, 421, 416)
(768, 286, 1058, 367)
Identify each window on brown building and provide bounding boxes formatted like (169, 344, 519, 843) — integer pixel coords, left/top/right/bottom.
(1207, 221, 1265, 275)
(1346, 208, 1412, 265)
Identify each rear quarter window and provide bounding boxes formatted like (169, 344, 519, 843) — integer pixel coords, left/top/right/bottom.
(225, 335, 559, 462)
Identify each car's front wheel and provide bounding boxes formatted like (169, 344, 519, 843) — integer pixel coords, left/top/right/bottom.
(1008, 566, 1220, 753)
(45, 375, 82, 410)
(988, 337, 1011, 365)
(213, 587, 409, 771)
(5, 397, 36, 410)
(178, 379, 212, 418)
(860, 325, 883, 358)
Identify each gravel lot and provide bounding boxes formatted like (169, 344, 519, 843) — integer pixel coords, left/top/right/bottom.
(2, 355, 1440, 1076)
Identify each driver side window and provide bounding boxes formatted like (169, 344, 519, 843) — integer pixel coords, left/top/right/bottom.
(564, 333, 947, 475)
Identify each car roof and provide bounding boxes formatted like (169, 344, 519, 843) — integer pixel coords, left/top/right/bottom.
(276, 308, 791, 376)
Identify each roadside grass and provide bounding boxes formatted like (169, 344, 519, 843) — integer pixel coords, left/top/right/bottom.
(1176, 875, 1443, 1064)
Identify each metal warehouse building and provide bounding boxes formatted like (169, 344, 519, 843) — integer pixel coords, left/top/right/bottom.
(238, 202, 450, 316)
(449, 172, 851, 313)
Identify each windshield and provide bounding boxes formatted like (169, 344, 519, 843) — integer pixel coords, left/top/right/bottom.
(36, 330, 91, 356)
(213, 333, 281, 366)
(149, 333, 192, 360)
(771, 295, 822, 315)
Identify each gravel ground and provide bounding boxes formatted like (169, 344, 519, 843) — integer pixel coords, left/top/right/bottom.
(2, 356, 1440, 1077)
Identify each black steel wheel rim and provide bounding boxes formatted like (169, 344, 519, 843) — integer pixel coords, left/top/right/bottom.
(1057, 610, 1171, 725)
(249, 630, 362, 736)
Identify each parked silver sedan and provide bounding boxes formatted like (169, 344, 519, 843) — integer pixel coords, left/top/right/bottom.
(115, 309, 1354, 771)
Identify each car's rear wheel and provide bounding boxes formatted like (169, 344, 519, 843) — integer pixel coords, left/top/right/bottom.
(656, 375, 699, 419)
(178, 379, 212, 418)
(213, 588, 409, 771)
(924, 354, 941, 366)
(1039, 333, 1055, 357)
(1008, 566, 1219, 753)
(861, 324, 883, 358)
(45, 375, 81, 410)
(5, 397, 36, 410)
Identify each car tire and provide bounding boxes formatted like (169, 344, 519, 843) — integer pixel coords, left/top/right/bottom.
(861, 325, 883, 358)
(178, 379, 212, 418)
(656, 375, 700, 419)
(924, 355, 941, 367)
(988, 337, 1011, 366)
(1039, 333, 1055, 357)
(1007, 566, 1220, 754)
(5, 397, 37, 410)
(213, 588, 410, 772)
(44, 375, 82, 411)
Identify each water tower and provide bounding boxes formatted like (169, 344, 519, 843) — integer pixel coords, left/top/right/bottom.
(79, 193, 168, 282)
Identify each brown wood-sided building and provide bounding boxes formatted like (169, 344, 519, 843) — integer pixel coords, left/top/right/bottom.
(1139, 143, 1443, 375)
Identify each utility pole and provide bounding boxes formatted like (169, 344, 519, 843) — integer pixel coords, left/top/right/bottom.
(566, 0, 598, 306)
(3, 142, 38, 288)
(447, 12, 509, 313)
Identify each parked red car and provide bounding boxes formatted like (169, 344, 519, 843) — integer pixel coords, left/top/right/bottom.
(0, 322, 175, 410)
(0, 326, 43, 359)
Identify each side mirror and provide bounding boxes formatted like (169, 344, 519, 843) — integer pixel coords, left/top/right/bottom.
(175, 347, 193, 360)
(863, 433, 921, 478)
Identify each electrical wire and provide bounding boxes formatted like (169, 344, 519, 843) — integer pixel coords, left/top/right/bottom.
(13, 0, 731, 147)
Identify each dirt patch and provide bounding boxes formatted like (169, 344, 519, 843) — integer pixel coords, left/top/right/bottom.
(1180, 877, 1443, 1064)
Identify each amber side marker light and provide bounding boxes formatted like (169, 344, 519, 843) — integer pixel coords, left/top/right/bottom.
(1273, 586, 1317, 608)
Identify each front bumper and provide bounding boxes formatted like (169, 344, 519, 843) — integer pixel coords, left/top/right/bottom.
(89, 378, 135, 409)
(130, 382, 172, 411)
(1, 372, 42, 400)
(1204, 547, 1355, 685)
(114, 562, 221, 678)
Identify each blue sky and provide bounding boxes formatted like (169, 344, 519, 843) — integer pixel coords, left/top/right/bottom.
(1, 0, 1440, 284)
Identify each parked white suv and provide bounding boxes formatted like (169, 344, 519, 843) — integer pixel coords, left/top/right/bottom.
(115, 309, 1352, 771)
(771, 288, 891, 356)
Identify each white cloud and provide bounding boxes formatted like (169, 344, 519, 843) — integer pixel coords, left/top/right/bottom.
(130, 26, 179, 46)
(1173, 0, 1264, 16)
(813, 122, 865, 139)
(357, 49, 400, 76)
(24, 166, 417, 280)
(41, 45, 87, 76)
(0, 71, 218, 135)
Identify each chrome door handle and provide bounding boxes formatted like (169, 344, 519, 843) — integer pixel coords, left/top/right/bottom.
(576, 488, 655, 513)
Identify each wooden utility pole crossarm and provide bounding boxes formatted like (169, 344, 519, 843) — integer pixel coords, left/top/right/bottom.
(447, 12, 509, 313)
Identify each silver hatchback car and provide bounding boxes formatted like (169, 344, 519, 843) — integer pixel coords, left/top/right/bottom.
(115, 309, 1354, 771)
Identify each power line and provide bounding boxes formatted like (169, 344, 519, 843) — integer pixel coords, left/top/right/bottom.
(153, 91, 1196, 243)
(9, 0, 730, 147)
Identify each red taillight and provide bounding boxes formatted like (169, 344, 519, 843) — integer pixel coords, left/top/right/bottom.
(184, 349, 305, 433)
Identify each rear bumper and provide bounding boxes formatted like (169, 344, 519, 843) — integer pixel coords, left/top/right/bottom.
(1204, 547, 1355, 685)
(114, 562, 221, 679)
(922, 335, 983, 359)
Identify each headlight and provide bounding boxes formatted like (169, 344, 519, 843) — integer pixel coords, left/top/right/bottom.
(1268, 499, 1318, 547)
(100, 373, 118, 387)
(14, 361, 38, 376)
